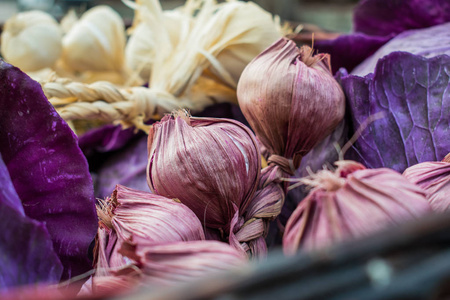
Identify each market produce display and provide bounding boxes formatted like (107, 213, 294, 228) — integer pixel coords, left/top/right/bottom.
(0, 0, 449, 298)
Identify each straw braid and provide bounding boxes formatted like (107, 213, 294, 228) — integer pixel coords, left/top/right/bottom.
(232, 177, 285, 257)
(41, 78, 196, 130)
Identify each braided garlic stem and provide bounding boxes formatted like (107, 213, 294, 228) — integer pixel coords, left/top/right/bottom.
(41, 77, 196, 131)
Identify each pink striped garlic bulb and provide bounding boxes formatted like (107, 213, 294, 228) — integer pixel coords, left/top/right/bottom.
(237, 37, 345, 182)
(403, 158, 450, 212)
(147, 111, 260, 230)
(94, 184, 205, 276)
(283, 161, 432, 255)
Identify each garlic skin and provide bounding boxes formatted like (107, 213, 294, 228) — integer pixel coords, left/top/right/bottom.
(90, 185, 245, 295)
(118, 237, 246, 286)
(1, 10, 62, 72)
(125, 10, 190, 82)
(212, 1, 282, 86)
(60, 9, 79, 34)
(283, 161, 431, 255)
(237, 37, 345, 171)
(403, 161, 450, 212)
(95, 185, 205, 277)
(61, 5, 126, 72)
(147, 113, 260, 229)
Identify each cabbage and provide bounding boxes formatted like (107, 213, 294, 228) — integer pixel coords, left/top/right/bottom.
(0, 154, 62, 291)
(353, 22, 450, 76)
(339, 52, 450, 173)
(314, 0, 450, 74)
(94, 136, 149, 198)
(313, 34, 392, 80)
(354, 0, 450, 36)
(0, 60, 98, 282)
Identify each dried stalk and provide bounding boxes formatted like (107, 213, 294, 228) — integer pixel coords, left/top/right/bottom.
(41, 75, 236, 132)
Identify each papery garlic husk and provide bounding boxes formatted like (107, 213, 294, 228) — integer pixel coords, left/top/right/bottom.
(205, 1, 282, 86)
(118, 236, 247, 286)
(79, 273, 141, 297)
(403, 160, 450, 212)
(1, 10, 62, 72)
(125, 10, 190, 82)
(237, 37, 345, 177)
(283, 161, 432, 255)
(60, 9, 78, 34)
(229, 180, 285, 256)
(147, 112, 260, 230)
(94, 184, 205, 276)
(139, 0, 282, 98)
(61, 5, 126, 72)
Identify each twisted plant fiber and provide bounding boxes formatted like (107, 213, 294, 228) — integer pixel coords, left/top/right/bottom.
(231, 178, 285, 257)
(40, 77, 203, 131)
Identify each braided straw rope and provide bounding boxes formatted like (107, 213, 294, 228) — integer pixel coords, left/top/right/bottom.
(41, 76, 210, 132)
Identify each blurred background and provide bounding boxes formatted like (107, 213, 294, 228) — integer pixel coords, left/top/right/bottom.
(0, 0, 358, 33)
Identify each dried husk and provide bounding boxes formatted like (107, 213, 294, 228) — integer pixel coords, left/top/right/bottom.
(403, 160, 450, 212)
(1, 10, 62, 72)
(118, 236, 246, 286)
(61, 6, 126, 74)
(79, 273, 141, 297)
(125, 9, 191, 82)
(147, 113, 260, 229)
(237, 37, 346, 183)
(228, 180, 285, 256)
(94, 185, 205, 276)
(283, 161, 432, 255)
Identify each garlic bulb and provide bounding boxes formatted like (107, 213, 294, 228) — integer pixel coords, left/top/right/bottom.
(283, 161, 432, 255)
(0, 10, 62, 72)
(95, 184, 205, 276)
(211, 1, 282, 86)
(237, 37, 345, 182)
(60, 9, 79, 34)
(147, 111, 261, 229)
(61, 5, 126, 72)
(125, 10, 190, 82)
(118, 238, 246, 286)
(403, 160, 450, 212)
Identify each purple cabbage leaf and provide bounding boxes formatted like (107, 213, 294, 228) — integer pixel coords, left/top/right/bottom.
(352, 22, 450, 76)
(0, 153, 63, 291)
(0, 60, 98, 281)
(94, 136, 149, 198)
(313, 0, 450, 74)
(314, 33, 392, 75)
(339, 52, 450, 173)
(354, 0, 450, 37)
(78, 124, 137, 157)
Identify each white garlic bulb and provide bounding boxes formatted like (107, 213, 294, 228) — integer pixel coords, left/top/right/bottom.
(212, 1, 282, 86)
(0, 10, 63, 72)
(125, 10, 190, 82)
(61, 5, 126, 72)
(125, 22, 155, 81)
(60, 9, 79, 34)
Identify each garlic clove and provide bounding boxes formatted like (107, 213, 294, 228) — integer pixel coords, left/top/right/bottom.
(207, 1, 282, 86)
(1, 10, 62, 72)
(125, 10, 191, 82)
(403, 160, 450, 212)
(61, 5, 126, 73)
(94, 184, 205, 275)
(118, 237, 246, 286)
